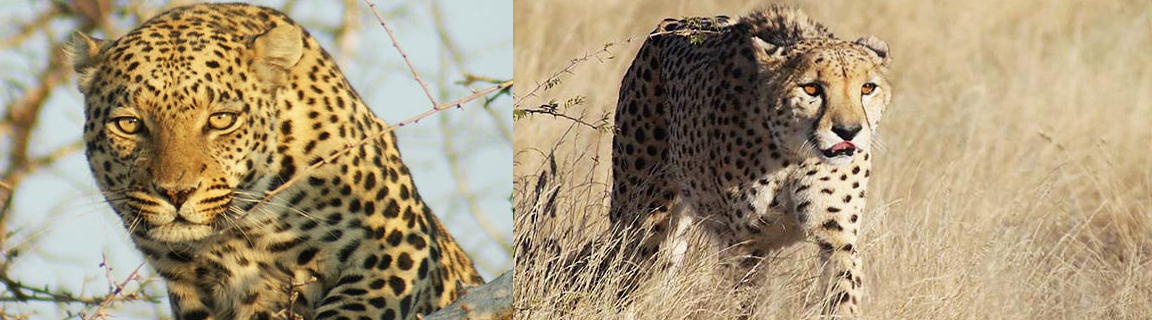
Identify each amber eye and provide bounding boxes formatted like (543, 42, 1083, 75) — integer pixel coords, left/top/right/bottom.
(208, 112, 239, 130)
(112, 117, 142, 134)
(801, 83, 822, 96)
(861, 83, 877, 95)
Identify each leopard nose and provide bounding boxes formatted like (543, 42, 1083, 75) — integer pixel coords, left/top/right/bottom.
(831, 124, 862, 140)
(155, 184, 197, 209)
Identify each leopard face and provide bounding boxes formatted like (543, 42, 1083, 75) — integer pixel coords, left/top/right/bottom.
(71, 18, 294, 244)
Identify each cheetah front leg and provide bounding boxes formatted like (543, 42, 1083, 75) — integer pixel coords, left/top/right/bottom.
(790, 160, 870, 317)
(607, 154, 678, 299)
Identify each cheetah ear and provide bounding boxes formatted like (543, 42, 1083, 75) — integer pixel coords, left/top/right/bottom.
(64, 31, 107, 94)
(751, 36, 787, 68)
(251, 25, 303, 87)
(854, 36, 890, 67)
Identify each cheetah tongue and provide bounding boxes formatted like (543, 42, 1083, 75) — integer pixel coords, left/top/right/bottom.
(823, 141, 857, 158)
(831, 141, 857, 153)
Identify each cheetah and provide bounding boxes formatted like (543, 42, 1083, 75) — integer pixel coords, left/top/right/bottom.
(65, 3, 484, 319)
(609, 5, 891, 316)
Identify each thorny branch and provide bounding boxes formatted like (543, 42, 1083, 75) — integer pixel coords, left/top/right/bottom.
(0, 3, 151, 317)
(1, 12, 98, 318)
(512, 42, 616, 109)
(430, 0, 513, 143)
(515, 107, 606, 130)
(427, 0, 513, 260)
(512, 30, 718, 128)
(0, 257, 158, 312)
(510, 39, 624, 132)
(79, 259, 157, 320)
(363, 0, 441, 108)
(509, 30, 712, 109)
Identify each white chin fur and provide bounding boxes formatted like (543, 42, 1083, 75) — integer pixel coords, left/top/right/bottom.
(148, 224, 213, 243)
(819, 154, 854, 166)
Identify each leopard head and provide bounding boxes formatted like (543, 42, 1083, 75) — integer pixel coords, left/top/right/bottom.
(66, 17, 303, 243)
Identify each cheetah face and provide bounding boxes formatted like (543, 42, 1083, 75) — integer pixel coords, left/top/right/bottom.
(759, 38, 890, 166)
(67, 24, 303, 244)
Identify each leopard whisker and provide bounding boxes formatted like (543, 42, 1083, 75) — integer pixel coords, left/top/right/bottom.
(231, 191, 320, 223)
(220, 206, 258, 244)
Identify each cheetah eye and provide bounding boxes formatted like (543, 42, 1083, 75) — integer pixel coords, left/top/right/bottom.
(861, 83, 877, 95)
(801, 83, 822, 97)
(208, 112, 239, 130)
(112, 117, 142, 134)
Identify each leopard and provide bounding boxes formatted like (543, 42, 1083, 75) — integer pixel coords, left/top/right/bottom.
(65, 3, 484, 319)
(609, 5, 891, 317)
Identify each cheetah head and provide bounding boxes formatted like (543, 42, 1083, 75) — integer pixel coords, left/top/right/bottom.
(66, 20, 304, 244)
(754, 36, 891, 166)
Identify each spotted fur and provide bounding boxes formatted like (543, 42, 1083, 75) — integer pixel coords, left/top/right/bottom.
(610, 5, 891, 316)
(66, 3, 483, 319)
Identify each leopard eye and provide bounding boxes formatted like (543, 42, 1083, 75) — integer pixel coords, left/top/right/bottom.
(801, 83, 822, 97)
(112, 117, 142, 134)
(861, 82, 877, 95)
(208, 112, 239, 130)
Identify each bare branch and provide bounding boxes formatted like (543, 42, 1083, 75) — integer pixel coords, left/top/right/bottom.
(333, 0, 361, 66)
(423, 270, 512, 320)
(0, 6, 62, 49)
(423, 0, 511, 262)
(512, 42, 615, 109)
(80, 259, 155, 320)
(440, 116, 513, 254)
(513, 107, 606, 130)
(362, 0, 440, 108)
(0, 260, 158, 306)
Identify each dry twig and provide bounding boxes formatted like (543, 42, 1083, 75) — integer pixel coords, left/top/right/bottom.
(80, 259, 153, 320)
(362, 0, 440, 108)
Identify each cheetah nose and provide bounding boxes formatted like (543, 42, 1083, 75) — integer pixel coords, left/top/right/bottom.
(831, 124, 862, 140)
(155, 184, 197, 210)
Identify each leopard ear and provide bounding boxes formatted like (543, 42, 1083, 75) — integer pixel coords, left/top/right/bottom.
(251, 25, 303, 87)
(751, 36, 787, 68)
(64, 31, 107, 94)
(854, 36, 890, 67)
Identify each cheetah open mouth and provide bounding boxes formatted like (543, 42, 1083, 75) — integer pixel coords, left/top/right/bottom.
(821, 141, 857, 158)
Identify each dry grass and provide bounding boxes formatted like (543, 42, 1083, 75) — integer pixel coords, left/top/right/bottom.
(512, 0, 1152, 319)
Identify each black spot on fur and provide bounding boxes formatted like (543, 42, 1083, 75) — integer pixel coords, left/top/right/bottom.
(388, 275, 406, 295)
